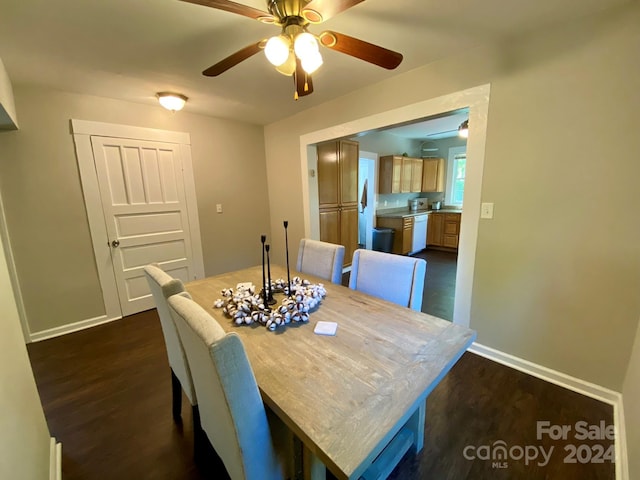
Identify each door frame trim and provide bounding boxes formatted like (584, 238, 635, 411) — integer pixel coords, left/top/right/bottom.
(71, 119, 204, 320)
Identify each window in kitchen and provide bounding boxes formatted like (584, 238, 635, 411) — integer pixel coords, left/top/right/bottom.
(446, 146, 466, 207)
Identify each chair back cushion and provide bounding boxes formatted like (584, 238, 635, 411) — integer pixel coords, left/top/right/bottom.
(348, 249, 426, 311)
(168, 294, 284, 480)
(143, 264, 197, 405)
(296, 238, 345, 284)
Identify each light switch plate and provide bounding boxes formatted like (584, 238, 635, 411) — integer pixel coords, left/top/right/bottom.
(216, 204, 223, 213)
(481, 202, 494, 219)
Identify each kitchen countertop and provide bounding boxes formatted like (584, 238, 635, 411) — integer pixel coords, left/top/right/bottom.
(376, 208, 463, 218)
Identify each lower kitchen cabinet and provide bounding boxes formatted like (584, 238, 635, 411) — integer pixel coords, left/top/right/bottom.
(320, 206, 358, 267)
(428, 212, 461, 250)
(376, 216, 414, 255)
(443, 213, 460, 248)
(427, 213, 444, 246)
(340, 206, 358, 266)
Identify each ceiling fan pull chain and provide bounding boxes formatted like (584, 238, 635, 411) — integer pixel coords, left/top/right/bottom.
(304, 72, 309, 92)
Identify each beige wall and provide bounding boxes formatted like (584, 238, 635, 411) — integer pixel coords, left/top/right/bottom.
(623, 318, 640, 479)
(264, 3, 640, 390)
(0, 58, 18, 129)
(0, 86, 270, 335)
(0, 228, 51, 479)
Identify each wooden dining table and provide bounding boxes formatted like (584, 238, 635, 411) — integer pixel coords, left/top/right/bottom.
(186, 264, 476, 480)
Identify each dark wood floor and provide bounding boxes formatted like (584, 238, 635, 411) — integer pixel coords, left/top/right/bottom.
(27, 310, 615, 479)
(343, 248, 458, 321)
(412, 248, 457, 321)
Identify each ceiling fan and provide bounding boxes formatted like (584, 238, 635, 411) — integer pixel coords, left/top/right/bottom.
(181, 0, 403, 99)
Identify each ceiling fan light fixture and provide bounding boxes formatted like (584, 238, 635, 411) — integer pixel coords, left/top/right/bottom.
(276, 50, 297, 76)
(293, 32, 319, 60)
(458, 120, 469, 138)
(301, 50, 323, 74)
(265, 35, 291, 66)
(156, 92, 187, 112)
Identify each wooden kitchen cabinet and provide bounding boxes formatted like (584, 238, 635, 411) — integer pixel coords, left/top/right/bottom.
(428, 212, 461, 250)
(379, 156, 423, 194)
(427, 213, 444, 246)
(400, 157, 412, 193)
(422, 158, 445, 192)
(410, 158, 423, 192)
(378, 156, 403, 193)
(317, 139, 359, 267)
(443, 213, 461, 249)
(376, 216, 414, 255)
(402, 216, 413, 253)
(340, 206, 359, 264)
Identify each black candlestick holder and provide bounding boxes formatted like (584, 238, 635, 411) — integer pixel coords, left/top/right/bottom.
(260, 235, 268, 306)
(265, 244, 276, 305)
(283, 220, 292, 297)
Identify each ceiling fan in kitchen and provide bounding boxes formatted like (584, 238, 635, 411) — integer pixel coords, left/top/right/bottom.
(181, 0, 403, 99)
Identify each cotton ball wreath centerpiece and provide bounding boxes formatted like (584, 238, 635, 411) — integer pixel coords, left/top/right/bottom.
(213, 276, 327, 332)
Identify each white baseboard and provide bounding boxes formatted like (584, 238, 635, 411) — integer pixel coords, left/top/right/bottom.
(49, 437, 61, 480)
(30, 314, 122, 343)
(468, 342, 627, 480)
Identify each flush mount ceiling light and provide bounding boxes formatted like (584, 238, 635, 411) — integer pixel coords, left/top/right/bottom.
(156, 92, 188, 112)
(179, 0, 403, 100)
(458, 120, 469, 138)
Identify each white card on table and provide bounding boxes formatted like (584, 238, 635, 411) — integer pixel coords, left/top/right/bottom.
(314, 321, 338, 336)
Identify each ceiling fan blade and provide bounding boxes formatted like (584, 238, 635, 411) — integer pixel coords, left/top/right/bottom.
(180, 0, 275, 22)
(318, 31, 403, 70)
(294, 58, 314, 99)
(301, 0, 365, 23)
(202, 41, 263, 76)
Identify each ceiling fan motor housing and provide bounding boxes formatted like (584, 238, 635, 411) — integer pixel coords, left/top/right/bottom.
(268, 0, 303, 22)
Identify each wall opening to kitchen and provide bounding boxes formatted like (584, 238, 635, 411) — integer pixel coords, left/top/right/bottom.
(299, 84, 490, 328)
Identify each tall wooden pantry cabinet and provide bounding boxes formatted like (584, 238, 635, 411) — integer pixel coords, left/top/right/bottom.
(317, 139, 359, 268)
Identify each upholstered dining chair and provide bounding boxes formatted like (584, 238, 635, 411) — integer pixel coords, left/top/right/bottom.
(348, 249, 426, 311)
(168, 293, 293, 480)
(143, 264, 197, 421)
(296, 238, 345, 284)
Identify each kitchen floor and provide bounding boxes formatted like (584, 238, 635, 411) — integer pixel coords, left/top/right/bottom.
(412, 248, 457, 321)
(342, 248, 457, 321)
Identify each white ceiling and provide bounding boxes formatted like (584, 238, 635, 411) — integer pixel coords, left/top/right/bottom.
(377, 110, 469, 140)
(0, 0, 629, 125)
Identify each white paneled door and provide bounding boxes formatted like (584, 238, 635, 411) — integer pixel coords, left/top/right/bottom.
(91, 136, 194, 316)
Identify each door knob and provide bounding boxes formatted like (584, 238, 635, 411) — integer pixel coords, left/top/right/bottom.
(111, 239, 120, 248)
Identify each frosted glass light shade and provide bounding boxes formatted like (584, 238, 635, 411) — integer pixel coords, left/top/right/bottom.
(276, 51, 297, 76)
(301, 50, 323, 74)
(157, 92, 187, 112)
(265, 35, 291, 66)
(294, 32, 319, 59)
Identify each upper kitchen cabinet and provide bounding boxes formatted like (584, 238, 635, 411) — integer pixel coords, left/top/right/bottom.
(407, 157, 423, 192)
(379, 155, 423, 194)
(422, 158, 445, 192)
(379, 155, 402, 194)
(318, 140, 359, 208)
(317, 139, 359, 266)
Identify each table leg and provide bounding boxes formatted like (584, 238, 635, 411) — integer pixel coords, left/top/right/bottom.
(303, 444, 326, 480)
(406, 399, 426, 454)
